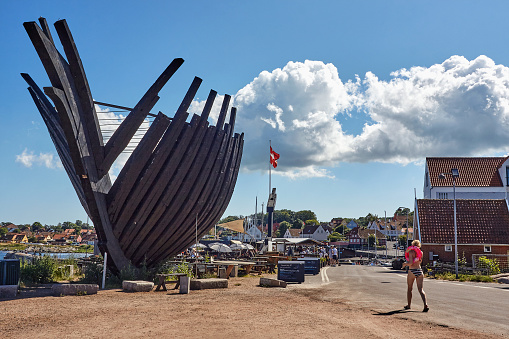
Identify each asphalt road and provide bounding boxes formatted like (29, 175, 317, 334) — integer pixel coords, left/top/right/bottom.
(295, 264, 509, 336)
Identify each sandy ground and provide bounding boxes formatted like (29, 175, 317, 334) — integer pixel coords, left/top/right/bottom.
(0, 274, 502, 339)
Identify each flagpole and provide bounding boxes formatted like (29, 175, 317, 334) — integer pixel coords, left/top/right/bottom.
(269, 140, 271, 196)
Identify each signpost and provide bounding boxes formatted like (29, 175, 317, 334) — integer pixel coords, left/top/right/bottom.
(277, 261, 305, 283)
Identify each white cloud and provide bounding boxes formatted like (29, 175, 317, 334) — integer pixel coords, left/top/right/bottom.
(221, 56, 509, 177)
(16, 149, 62, 169)
(88, 55, 509, 181)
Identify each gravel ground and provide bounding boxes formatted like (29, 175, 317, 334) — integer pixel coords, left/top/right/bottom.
(0, 274, 501, 339)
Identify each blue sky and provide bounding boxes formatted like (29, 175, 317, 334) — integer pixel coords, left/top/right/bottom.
(2, 1, 509, 225)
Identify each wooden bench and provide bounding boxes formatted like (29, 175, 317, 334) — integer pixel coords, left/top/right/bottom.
(155, 273, 187, 291)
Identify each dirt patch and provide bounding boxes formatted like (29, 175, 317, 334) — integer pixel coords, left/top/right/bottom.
(0, 275, 501, 339)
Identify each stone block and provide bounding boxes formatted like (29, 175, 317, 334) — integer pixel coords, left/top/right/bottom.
(229, 265, 238, 277)
(122, 280, 154, 292)
(259, 277, 287, 288)
(190, 278, 228, 290)
(0, 285, 18, 298)
(179, 276, 190, 294)
(496, 277, 509, 284)
(52, 283, 99, 296)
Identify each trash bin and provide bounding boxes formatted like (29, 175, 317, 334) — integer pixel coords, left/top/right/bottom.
(0, 260, 21, 285)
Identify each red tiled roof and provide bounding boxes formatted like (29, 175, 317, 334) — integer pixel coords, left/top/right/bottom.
(427, 157, 506, 187)
(358, 229, 385, 239)
(417, 199, 509, 244)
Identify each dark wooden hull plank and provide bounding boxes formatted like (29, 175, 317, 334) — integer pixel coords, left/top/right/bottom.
(23, 18, 243, 271)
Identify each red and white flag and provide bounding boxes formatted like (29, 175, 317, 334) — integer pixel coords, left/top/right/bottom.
(270, 146, 280, 168)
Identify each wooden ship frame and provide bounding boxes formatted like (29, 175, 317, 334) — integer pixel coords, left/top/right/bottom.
(21, 18, 244, 272)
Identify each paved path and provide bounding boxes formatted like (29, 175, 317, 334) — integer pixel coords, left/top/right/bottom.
(293, 264, 509, 336)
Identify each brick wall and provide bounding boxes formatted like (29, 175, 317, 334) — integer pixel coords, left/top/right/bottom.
(421, 244, 509, 265)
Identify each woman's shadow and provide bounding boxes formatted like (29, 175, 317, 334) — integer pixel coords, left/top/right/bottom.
(373, 309, 416, 316)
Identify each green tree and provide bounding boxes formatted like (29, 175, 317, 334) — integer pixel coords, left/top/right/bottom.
(296, 210, 317, 222)
(276, 221, 291, 237)
(395, 207, 410, 216)
(28, 236, 37, 243)
(368, 234, 378, 247)
(358, 213, 377, 227)
(31, 222, 43, 232)
(75, 220, 83, 227)
(334, 225, 348, 235)
(0, 227, 8, 237)
(273, 210, 293, 223)
(328, 232, 343, 242)
(218, 215, 241, 224)
(62, 221, 77, 229)
(305, 219, 319, 226)
(12, 228, 20, 233)
(291, 219, 304, 229)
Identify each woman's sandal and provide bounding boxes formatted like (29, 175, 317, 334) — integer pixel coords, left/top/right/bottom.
(423, 305, 429, 312)
(404, 305, 411, 310)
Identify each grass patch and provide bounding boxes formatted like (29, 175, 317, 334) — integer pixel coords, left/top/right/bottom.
(0, 243, 28, 251)
(434, 272, 494, 283)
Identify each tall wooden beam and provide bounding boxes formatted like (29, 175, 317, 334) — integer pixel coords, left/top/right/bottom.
(101, 59, 184, 174)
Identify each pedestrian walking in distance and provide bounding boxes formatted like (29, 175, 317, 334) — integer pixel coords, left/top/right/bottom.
(402, 240, 429, 312)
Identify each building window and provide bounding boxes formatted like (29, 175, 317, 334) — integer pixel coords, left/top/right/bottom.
(438, 192, 449, 199)
(484, 245, 492, 253)
(445, 245, 452, 252)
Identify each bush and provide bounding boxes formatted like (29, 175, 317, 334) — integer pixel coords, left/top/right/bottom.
(477, 256, 500, 275)
(435, 272, 494, 283)
(21, 256, 57, 284)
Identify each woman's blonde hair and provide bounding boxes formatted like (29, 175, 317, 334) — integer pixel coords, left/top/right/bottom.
(412, 240, 421, 248)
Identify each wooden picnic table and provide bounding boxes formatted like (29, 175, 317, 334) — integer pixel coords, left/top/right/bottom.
(155, 273, 187, 291)
(213, 260, 257, 276)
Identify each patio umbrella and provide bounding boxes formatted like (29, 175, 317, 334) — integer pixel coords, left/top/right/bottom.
(230, 243, 248, 251)
(190, 243, 208, 249)
(208, 242, 232, 253)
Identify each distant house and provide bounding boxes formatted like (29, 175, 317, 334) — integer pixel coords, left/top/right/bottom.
(415, 199, 509, 265)
(346, 220, 358, 230)
(2, 233, 28, 243)
(51, 234, 69, 244)
(2, 233, 19, 243)
(80, 233, 97, 245)
(329, 218, 344, 228)
(423, 157, 509, 199)
(301, 224, 331, 241)
(34, 234, 50, 243)
(284, 228, 302, 238)
(346, 227, 363, 248)
(358, 228, 386, 247)
(243, 224, 264, 241)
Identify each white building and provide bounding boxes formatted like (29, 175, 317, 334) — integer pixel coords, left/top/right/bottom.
(424, 157, 509, 200)
(301, 224, 332, 241)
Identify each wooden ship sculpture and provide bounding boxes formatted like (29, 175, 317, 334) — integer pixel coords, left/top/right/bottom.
(21, 18, 244, 272)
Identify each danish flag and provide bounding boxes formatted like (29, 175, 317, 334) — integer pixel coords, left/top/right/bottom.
(270, 146, 280, 168)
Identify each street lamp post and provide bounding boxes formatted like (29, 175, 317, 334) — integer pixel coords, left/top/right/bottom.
(439, 168, 460, 279)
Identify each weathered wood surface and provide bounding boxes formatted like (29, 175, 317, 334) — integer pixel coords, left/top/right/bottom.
(22, 18, 243, 271)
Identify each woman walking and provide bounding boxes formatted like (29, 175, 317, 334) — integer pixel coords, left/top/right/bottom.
(402, 240, 429, 312)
